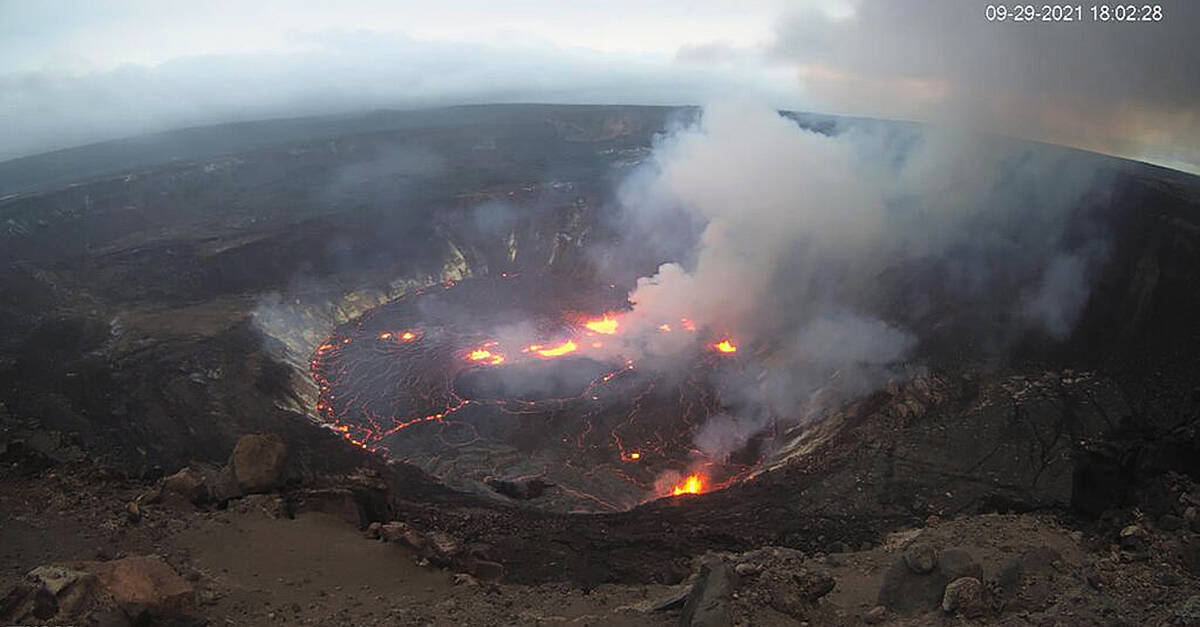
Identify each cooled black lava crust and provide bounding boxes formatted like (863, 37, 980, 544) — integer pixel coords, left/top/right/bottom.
(310, 274, 765, 512)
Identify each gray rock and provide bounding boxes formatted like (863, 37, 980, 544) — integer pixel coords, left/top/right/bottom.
(878, 557, 944, 614)
(903, 543, 937, 574)
(205, 464, 243, 502)
(936, 549, 983, 582)
(681, 556, 738, 627)
(994, 556, 1022, 596)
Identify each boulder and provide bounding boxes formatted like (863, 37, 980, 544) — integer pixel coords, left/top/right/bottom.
(161, 467, 207, 504)
(681, 556, 738, 627)
(75, 555, 194, 616)
(942, 576, 986, 618)
(903, 542, 937, 574)
(878, 557, 944, 614)
(229, 433, 287, 493)
(993, 556, 1023, 596)
(936, 549, 983, 582)
(485, 476, 551, 500)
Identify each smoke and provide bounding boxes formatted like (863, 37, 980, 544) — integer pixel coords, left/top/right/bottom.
(320, 143, 445, 208)
(608, 101, 1114, 464)
(768, 0, 1200, 173)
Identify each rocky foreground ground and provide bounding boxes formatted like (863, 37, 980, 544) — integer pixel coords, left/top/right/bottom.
(3, 430, 1200, 626)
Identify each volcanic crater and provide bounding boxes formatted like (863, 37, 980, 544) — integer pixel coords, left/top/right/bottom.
(1, 104, 1199, 602)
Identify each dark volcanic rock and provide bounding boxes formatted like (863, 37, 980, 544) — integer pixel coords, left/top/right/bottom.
(879, 546, 982, 615)
(485, 476, 551, 501)
(937, 549, 983, 582)
(681, 556, 738, 627)
(993, 556, 1023, 596)
(878, 556, 944, 614)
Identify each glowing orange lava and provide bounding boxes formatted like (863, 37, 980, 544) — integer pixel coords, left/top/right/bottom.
(400, 331, 416, 341)
(658, 324, 672, 332)
(535, 339, 578, 357)
(379, 332, 392, 340)
(672, 473, 704, 495)
(714, 339, 738, 353)
(467, 347, 505, 365)
(628, 451, 641, 460)
(585, 315, 619, 335)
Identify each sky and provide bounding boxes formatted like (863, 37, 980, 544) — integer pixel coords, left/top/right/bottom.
(1, 0, 1196, 172)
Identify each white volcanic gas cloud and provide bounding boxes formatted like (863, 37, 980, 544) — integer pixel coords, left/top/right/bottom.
(770, 0, 1200, 173)
(625, 101, 885, 340)
(615, 102, 1112, 459)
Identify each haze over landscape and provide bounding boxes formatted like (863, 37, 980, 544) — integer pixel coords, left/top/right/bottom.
(2, 0, 1198, 172)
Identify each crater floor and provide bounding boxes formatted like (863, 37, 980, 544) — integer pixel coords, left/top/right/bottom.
(310, 274, 766, 511)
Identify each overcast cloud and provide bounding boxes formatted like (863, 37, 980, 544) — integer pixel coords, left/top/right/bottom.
(0, 0, 1196, 172)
